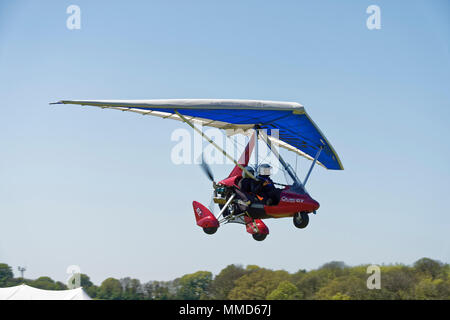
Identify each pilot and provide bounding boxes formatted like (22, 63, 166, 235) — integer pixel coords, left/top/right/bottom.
(229, 166, 257, 216)
(255, 164, 280, 205)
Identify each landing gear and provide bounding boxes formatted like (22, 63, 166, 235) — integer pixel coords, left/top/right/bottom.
(203, 227, 218, 235)
(293, 212, 309, 229)
(252, 233, 267, 241)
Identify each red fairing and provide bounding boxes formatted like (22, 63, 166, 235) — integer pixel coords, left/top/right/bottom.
(244, 216, 269, 235)
(218, 175, 240, 187)
(264, 190, 320, 216)
(192, 201, 219, 229)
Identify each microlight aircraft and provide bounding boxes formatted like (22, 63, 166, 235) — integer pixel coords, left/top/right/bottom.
(52, 99, 343, 241)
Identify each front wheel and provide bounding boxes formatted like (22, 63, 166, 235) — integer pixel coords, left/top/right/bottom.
(252, 233, 267, 241)
(203, 227, 218, 235)
(293, 212, 309, 229)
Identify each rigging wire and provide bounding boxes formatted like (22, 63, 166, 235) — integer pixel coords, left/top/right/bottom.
(228, 133, 285, 177)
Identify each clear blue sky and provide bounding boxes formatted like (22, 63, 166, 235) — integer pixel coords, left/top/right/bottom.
(0, 0, 449, 285)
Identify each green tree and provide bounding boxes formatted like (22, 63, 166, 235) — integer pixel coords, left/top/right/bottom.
(98, 278, 123, 300)
(315, 276, 367, 300)
(209, 264, 249, 299)
(228, 267, 290, 300)
(120, 277, 144, 300)
(28, 276, 67, 290)
(54, 281, 68, 290)
(415, 277, 450, 300)
(80, 274, 93, 287)
(331, 292, 351, 300)
(176, 271, 213, 300)
(379, 265, 417, 299)
(80, 274, 98, 298)
(320, 261, 348, 270)
(267, 280, 302, 300)
(0, 263, 14, 287)
(144, 281, 173, 300)
(291, 269, 307, 285)
(414, 258, 445, 280)
(294, 271, 332, 299)
(293, 262, 353, 300)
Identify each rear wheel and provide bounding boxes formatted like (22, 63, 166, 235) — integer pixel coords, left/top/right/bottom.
(252, 233, 267, 241)
(293, 212, 309, 229)
(203, 227, 218, 235)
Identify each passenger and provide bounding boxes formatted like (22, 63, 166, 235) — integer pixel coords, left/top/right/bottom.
(236, 166, 257, 206)
(240, 166, 257, 195)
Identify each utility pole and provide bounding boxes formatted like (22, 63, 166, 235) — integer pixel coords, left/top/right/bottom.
(18, 266, 26, 280)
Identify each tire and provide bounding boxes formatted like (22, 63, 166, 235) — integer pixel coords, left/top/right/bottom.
(203, 227, 218, 235)
(293, 212, 309, 229)
(252, 233, 267, 241)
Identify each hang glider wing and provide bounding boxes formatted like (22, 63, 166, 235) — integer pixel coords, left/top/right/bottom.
(51, 99, 343, 170)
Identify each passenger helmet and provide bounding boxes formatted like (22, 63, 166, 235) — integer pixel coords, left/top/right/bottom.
(242, 166, 255, 178)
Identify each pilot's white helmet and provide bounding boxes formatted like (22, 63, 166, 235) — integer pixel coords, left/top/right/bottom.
(258, 164, 272, 176)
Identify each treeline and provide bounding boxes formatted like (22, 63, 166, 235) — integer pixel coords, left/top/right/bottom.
(1, 258, 449, 300)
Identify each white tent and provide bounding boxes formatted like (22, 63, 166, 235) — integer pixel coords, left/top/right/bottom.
(0, 284, 91, 300)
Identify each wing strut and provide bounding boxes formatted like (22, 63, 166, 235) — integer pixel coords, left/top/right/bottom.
(254, 126, 259, 170)
(173, 110, 257, 180)
(303, 147, 322, 187)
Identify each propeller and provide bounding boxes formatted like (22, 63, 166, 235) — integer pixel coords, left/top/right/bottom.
(198, 154, 217, 214)
(199, 154, 215, 183)
(208, 190, 216, 214)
